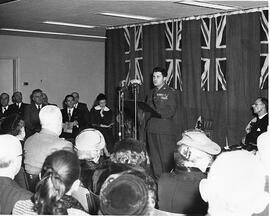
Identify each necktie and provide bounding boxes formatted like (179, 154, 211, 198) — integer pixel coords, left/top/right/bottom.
(17, 103, 20, 109)
(37, 105, 41, 111)
(3, 107, 7, 113)
(68, 109, 72, 121)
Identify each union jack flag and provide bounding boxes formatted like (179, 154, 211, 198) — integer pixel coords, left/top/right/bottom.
(259, 10, 268, 89)
(124, 26, 143, 85)
(165, 21, 182, 90)
(201, 16, 226, 91)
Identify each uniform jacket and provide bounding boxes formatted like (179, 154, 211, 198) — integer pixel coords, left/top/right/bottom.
(9, 102, 29, 119)
(147, 84, 177, 134)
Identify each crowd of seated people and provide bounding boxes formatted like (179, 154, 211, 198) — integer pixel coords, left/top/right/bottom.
(0, 89, 268, 215)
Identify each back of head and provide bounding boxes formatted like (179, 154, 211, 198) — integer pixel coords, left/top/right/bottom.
(39, 105, 62, 135)
(75, 128, 105, 163)
(33, 150, 80, 215)
(200, 150, 268, 216)
(99, 171, 155, 215)
(110, 138, 150, 168)
(0, 134, 22, 178)
(176, 129, 221, 172)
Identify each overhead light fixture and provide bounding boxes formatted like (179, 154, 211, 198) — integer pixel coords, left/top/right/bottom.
(174, 1, 238, 10)
(99, 12, 156, 20)
(43, 21, 96, 29)
(0, 28, 106, 39)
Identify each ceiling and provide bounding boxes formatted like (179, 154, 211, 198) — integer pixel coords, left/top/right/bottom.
(0, 0, 268, 41)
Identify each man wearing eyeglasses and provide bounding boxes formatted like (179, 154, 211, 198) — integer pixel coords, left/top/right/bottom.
(243, 97, 268, 151)
(0, 134, 32, 214)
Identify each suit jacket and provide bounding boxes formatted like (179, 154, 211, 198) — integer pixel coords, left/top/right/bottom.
(0, 105, 14, 119)
(75, 102, 89, 124)
(158, 169, 208, 215)
(245, 114, 268, 145)
(24, 103, 43, 138)
(61, 108, 86, 139)
(9, 103, 29, 119)
(0, 176, 32, 214)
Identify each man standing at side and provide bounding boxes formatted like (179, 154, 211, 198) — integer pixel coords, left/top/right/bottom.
(72, 92, 89, 127)
(0, 134, 32, 214)
(24, 89, 44, 138)
(9, 91, 29, 119)
(146, 67, 177, 178)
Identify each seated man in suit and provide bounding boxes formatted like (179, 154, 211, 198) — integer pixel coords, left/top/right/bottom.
(72, 92, 89, 124)
(158, 129, 221, 215)
(0, 134, 32, 214)
(243, 97, 268, 151)
(9, 91, 29, 119)
(61, 94, 86, 141)
(24, 89, 44, 138)
(0, 92, 13, 120)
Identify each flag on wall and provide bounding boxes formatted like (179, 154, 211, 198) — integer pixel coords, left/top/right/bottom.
(259, 10, 268, 90)
(165, 21, 183, 90)
(124, 26, 144, 84)
(201, 16, 227, 91)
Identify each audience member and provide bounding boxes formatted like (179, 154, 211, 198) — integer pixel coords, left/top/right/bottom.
(158, 129, 221, 215)
(72, 91, 89, 124)
(13, 150, 89, 215)
(110, 138, 150, 172)
(41, 92, 49, 105)
(24, 89, 44, 138)
(243, 97, 268, 151)
(61, 94, 86, 141)
(256, 132, 270, 216)
(24, 105, 73, 192)
(75, 128, 107, 187)
(99, 169, 157, 215)
(0, 92, 13, 119)
(0, 113, 25, 141)
(199, 150, 269, 216)
(9, 91, 29, 119)
(0, 134, 32, 214)
(90, 93, 114, 153)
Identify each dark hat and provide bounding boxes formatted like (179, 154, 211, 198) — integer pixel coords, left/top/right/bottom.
(100, 173, 148, 215)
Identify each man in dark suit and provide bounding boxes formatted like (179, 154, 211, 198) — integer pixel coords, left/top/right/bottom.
(9, 91, 29, 119)
(61, 94, 86, 141)
(24, 89, 44, 138)
(0, 93, 14, 119)
(243, 97, 268, 151)
(72, 92, 89, 124)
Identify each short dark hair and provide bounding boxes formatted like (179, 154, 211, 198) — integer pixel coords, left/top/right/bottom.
(258, 97, 268, 111)
(96, 93, 107, 102)
(152, 67, 167, 77)
(64, 94, 74, 102)
(32, 89, 42, 95)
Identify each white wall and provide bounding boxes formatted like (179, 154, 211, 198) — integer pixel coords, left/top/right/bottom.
(0, 35, 105, 109)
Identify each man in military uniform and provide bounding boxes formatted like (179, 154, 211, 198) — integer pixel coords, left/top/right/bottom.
(146, 67, 177, 178)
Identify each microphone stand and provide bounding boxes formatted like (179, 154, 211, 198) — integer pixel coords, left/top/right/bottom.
(117, 88, 125, 141)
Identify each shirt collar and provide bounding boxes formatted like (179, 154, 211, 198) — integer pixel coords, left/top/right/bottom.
(259, 113, 268, 119)
(94, 105, 109, 111)
(74, 103, 78, 108)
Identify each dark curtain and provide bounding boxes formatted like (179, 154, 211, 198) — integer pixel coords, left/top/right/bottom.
(226, 12, 262, 145)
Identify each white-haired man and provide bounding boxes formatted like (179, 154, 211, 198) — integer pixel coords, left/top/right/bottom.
(199, 150, 269, 216)
(158, 129, 221, 215)
(24, 105, 73, 192)
(0, 135, 32, 214)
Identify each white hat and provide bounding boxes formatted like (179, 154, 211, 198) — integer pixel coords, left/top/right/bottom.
(75, 128, 105, 151)
(177, 130, 221, 155)
(0, 134, 22, 160)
